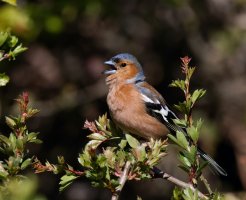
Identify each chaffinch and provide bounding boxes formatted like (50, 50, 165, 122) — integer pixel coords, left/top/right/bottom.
(103, 53, 227, 176)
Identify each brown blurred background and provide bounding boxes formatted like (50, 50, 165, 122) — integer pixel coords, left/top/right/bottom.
(0, 0, 246, 199)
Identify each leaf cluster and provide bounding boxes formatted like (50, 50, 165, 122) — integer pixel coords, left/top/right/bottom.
(0, 30, 27, 86)
(0, 92, 41, 181)
(78, 114, 167, 192)
(168, 120, 206, 181)
(172, 187, 224, 200)
(168, 57, 208, 186)
(38, 114, 167, 193)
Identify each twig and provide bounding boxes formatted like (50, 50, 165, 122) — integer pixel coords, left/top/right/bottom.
(200, 175, 212, 195)
(111, 161, 131, 200)
(152, 167, 208, 199)
(0, 53, 10, 62)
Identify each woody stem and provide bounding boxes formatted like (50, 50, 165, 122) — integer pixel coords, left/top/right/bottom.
(152, 167, 208, 199)
(111, 161, 131, 200)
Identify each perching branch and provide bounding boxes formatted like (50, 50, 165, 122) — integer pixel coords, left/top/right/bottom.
(111, 161, 131, 200)
(152, 167, 208, 200)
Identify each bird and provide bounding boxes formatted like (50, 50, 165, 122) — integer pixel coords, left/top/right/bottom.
(102, 53, 227, 176)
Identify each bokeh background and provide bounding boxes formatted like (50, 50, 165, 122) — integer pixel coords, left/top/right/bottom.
(0, 0, 246, 199)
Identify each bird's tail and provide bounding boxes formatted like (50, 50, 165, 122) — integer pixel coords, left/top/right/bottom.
(198, 148, 227, 176)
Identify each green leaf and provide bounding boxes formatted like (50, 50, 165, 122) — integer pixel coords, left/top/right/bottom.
(125, 133, 140, 148)
(174, 102, 189, 115)
(9, 44, 27, 59)
(27, 108, 39, 118)
(9, 133, 16, 149)
(187, 126, 199, 144)
(21, 158, 32, 170)
(86, 139, 102, 150)
(0, 31, 9, 47)
(189, 145, 197, 161)
(8, 35, 18, 48)
(176, 131, 189, 150)
(191, 89, 206, 105)
(172, 187, 183, 200)
(187, 120, 203, 143)
(182, 188, 198, 200)
(87, 133, 107, 141)
(1, 0, 17, 5)
(27, 132, 39, 141)
(167, 134, 179, 144)
(187, 67, 195, 80)
(179, 152, 191, 167)
(169, 79, 185, 90)
(16, 138, 24, 150)
(132, 145, 146, 162)
(197, 161, 208, 175)
(172, 118, 187, 128)
(103, 147, 116, 167)
(29, 139, 43, 144)
(196, 118, 203, 130)
(0, 74, 10, 87)
(0, 135, 10, 145)
(78, 151, 92, 168)
(59, 174, 78, 191)
(5, 116, 16, 129)
(119, 139, 127, 149)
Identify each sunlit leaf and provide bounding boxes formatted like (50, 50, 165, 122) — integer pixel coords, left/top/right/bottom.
(0, 133, 10, 143)
(0, 31, 9, 46)
(59, 174, 78, 191)
(169, 79, 185, 91)
(179, 152, 191, 167)
(16, 139, 24, 151)
(187, 67, 195, 80)
(172, 118, 187, 128)
(27, 132, 39, 141)
(87, 133, 107, 141)
(167, 134, 178, 144)
(9, 133, 16, 149)
(119, 139, 127, 149)
(191, 89, 206, 105)
(21, 158, 32, 170)
(125, 133, 140, 148)
(176, 131, 189, 150)
(8, 35, 18, 48)
(9, 44, 27, 59)
(0, 74, 10, 87)
(187, 126, 199, 143)
(132, 145, 146, 162)
(86, 139, 102, 150)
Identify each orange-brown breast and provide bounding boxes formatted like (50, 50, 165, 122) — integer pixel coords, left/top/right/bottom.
(107, 82, 169, 139)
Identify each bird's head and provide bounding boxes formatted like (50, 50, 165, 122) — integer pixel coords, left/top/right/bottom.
(103, 53, 145, 84)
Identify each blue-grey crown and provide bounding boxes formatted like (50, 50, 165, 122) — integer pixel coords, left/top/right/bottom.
(112, 53, 143, 71)
(111, 53, 145, 83)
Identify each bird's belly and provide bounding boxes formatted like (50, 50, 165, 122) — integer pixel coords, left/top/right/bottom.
(107, 93, 168, 139)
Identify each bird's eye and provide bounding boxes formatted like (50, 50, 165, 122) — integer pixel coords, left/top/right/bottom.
(121, 63, 127, 67)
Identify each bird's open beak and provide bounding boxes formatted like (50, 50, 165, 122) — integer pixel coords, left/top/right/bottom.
(102, 60, 117, 75)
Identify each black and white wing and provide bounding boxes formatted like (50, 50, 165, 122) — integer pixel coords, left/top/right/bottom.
(136, 85, 185, 135)
(136, 84, 227, 176)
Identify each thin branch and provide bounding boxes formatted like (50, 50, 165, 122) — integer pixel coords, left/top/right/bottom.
(152, 167, 208, 200)
(0, 53, 10, 62)
(111, 161, 131, 200)
(200, 175, 212, 195)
